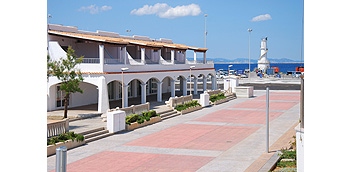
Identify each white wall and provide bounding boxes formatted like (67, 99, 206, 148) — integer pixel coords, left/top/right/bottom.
(162, 77, 171, 93)
(71, 82, 98, 107)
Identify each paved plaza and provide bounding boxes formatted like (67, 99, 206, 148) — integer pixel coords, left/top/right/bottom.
(47, 90, 300, 172)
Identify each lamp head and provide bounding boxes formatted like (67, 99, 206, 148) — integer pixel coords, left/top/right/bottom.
(121, 68, 129, 71)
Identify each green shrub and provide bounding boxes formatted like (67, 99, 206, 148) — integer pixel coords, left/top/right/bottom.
(125, 114, 140, 124)
(174, 100, 200, 111)
(210, 93, 226, 102)
(47, 132, 84, 145)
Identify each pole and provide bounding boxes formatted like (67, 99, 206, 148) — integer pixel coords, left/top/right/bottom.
(300, 76, 304, 128)
(205, 14, 207, 48)
(56, 146, 67, 172)
(248, 29, 252, 80)
(122, 70, 124, 108)
(266, 86, 269, 153)
(189, 68, 192, 95)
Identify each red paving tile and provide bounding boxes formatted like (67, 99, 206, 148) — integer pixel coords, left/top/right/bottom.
(124, 124, 258, 151)
(254, 94, 300, 101)
(55, 151, 213, 172)
(193, 109, 283, 124)
(230, 100, 298, 110)
(271, 92, 300, 95)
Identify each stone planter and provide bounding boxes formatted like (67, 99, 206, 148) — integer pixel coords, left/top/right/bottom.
(47, 139, 85, 156)
(126, 116, 161, 131)
(211, 97, 229, 105)
(180, 105, 202, 115)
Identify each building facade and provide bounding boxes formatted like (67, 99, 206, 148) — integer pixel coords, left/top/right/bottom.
(47, 24, 217, 113)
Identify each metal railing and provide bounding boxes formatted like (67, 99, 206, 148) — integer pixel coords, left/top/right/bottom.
(82, 58, 99, 63)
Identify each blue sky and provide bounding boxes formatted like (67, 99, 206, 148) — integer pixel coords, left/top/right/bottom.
(47, 0, 304, 61)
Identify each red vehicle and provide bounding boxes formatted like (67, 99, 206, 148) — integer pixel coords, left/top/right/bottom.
(296, 67, 304, 72)
(271, 67, 279, 73)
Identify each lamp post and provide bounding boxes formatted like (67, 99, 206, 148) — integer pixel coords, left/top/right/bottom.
(121, 67, 129, 108)
(248, 29, 252, 80)
(126, 30, 131, 36)
(205, 14, 208, 48)
(189, 66, 195, 95)
(228, 65, 233, 93)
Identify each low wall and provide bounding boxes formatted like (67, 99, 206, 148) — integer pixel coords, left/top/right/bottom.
(166, 95, 193, 107)
(47, 118, 69, 138)
(102, 102, 150, 122)
(205, 89, 221, 96)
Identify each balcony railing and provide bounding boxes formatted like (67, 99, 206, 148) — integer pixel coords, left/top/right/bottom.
(82, 58, 99, 63)
(81, 58, 213, 65)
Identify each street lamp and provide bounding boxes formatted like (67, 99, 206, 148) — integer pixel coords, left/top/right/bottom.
(121, 67, 129, 108)
(228, 65, 233, 92)
(205, 14, 208, 48)
(189, 66, 195, 95)
(126, 30, 131, 36)
(248, 29, 252, 80)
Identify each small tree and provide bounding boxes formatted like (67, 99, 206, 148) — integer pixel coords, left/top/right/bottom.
(48, 46, 84, 118)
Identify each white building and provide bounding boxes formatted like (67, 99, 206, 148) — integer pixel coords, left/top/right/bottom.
(47, 24, 217, 113)
(257, 37, 270, 71)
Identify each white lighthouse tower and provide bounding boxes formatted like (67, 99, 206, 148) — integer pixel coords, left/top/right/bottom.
(258, 37, 270, 72)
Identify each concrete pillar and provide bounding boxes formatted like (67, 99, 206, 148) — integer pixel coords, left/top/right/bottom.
(115, 81, 120, 100)
(122, 46, 127, 65)
(123, 84, 129, 107)
(193, 51, 197, 62)
(99, 44, 104, 71)
(141, 47, 145, 64)
(157, 82, 163, 102)
(171, 50, 175, 64)
(170, 80, 175, 97)
(98, 76, 109, 113)
(183, 79, 187, 96)
(158, 49, 162, 64)
(203, 76, 207, 92)
(140, 83, 147, 104)
(211, 75, 217, 90)
(183, 51, 186, 63)
(203, 52, 206, 64)
(132, 80, 138, 97)
(193, 76, 198, 95)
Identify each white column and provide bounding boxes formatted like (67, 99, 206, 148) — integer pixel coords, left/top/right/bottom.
(132, 80, 137, 97)
(211, 75, 217, 90)
(157, 82, 163, 102)
(203, 76, 207, 92)
(183, 79, 187, 96)
(118, 47, 122, 63)
(141, 47, 145, 64)
(123, 84, 129, 107)
(171, 49, 175, 64)
(99, 44, 104, 71)
(193, 51, 197, 62)
(183, 51, 187, 63)
(98, 76, 109, 113)
(122, 46, 127, 65)
(140, 83, 147, 104)
(158, 49, 162, 64)
(193, 76, 198, 95)
(115, 81, 120, 100)
(170, 80, 175, 97)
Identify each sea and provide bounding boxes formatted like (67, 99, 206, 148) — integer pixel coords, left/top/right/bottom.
(214, 63, 304, 74)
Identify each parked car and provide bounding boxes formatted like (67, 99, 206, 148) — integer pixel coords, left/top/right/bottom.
(240, 73, 248, 78)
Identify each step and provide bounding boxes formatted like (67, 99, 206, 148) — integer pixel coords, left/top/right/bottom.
(84, 129, 109, 139)
(76, 127, 105, 136)
(162, 111, 181, 120)
(157, 108, 173, 115)
(85, 132, 113, 143)
(160, 110, 177, 119)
